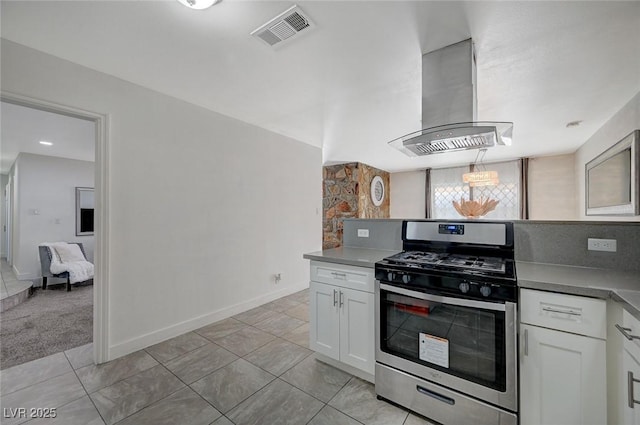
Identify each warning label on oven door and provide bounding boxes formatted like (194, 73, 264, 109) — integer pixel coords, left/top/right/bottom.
(419, 333, 449, 368)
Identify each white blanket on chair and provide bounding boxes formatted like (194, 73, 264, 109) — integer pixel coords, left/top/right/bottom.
(41, 242, 95, 284)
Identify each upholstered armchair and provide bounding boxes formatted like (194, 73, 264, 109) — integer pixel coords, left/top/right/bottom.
(38, 243, 87, 291)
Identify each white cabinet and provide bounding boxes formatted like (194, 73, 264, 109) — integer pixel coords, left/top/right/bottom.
(618, 309, 640, 424)
(338, 286, 374, 372)
(309, 261, 375, 377)
(520, 289, 607, 425)
(309, 281, 341, 359)
(310, 261, 374, 292)
(520, 324, 607, 425)
(623, 347, 640, 425)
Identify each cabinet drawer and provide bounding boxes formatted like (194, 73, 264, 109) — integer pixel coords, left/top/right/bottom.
(520, 289, 606, 339)
(310, 261, 374, 293)
(620, 309, 640, 362)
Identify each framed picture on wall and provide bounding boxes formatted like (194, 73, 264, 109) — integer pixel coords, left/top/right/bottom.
(76, 187, 95, 235)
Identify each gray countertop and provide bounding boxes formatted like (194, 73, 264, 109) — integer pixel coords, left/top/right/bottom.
(303, 248, 640, 319)
(303, 247, 399, 268)
(517, 261, 640, 320)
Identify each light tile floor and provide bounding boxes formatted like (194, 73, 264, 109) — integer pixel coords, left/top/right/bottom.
(0, 289, 433, 425)
(0, 260, 33, 312)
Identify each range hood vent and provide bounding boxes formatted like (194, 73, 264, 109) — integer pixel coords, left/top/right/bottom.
(391, 122, 513, 157)
(251, 5, 314, 48)
(389, 39, 513, 157)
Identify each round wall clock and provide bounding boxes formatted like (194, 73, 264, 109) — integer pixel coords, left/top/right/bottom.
(370, 176, 385, 207)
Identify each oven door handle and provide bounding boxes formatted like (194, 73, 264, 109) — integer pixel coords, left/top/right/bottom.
(379, 283, 507, 312)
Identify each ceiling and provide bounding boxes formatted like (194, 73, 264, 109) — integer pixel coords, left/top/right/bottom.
(1, 1, 638, 173)
(0, 102, 95, 174)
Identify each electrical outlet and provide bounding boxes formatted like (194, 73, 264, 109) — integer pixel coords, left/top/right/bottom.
(357, 229, 370, 238)
(587, 238, 617, 252)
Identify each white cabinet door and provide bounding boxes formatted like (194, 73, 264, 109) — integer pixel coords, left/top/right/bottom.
(520, 324, 607, 425)
(623, 348, 640, 425)
(339, 287, 375, 375)
(310, 281, 340, 360)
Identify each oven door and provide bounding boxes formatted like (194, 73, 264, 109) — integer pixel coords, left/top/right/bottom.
(375, 281, 517, 412)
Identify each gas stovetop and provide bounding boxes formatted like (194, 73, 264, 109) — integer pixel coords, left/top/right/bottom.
(375, 220, 517, 301)
(385, 250, 507, 274)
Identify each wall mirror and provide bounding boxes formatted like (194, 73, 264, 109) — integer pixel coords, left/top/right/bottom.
(76, 187, 95, 236)
(586, 130, 639, 216)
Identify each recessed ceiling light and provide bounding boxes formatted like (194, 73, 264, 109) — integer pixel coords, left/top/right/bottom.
(177, 0, 220, 10)
(566, 120, 582, 128)
(39, 141, 53, 146)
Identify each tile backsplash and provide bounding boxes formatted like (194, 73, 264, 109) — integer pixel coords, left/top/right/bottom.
(514, 221, 640, 272)
(342, 219, 402, 251)
(342, 219, 640, 272)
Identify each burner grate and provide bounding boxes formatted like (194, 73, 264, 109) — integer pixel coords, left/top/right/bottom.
(385, 251, 506, 274)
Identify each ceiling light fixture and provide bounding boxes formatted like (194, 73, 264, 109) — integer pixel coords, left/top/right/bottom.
(462, 149, 499, 187)
(177, 0, 220, 10)
(39, 141, 53, 146)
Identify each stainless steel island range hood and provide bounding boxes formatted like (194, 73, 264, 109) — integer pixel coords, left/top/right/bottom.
(389, 39, 513, 156)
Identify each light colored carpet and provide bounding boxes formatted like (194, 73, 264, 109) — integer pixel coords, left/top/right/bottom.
(0, 284, 93, 370)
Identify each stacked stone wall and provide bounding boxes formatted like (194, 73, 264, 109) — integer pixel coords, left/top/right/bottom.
(322, 162, 390, 249)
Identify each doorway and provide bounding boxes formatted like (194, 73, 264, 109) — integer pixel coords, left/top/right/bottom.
(0, 92, 109, 366)
(4, 177, 12, 264)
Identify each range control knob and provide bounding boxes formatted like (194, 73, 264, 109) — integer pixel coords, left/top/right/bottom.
(387, 272, 395, 281)
(480, 285, 492, 297)
(459, 282, 470, 294)
(402, 275, 411, 284)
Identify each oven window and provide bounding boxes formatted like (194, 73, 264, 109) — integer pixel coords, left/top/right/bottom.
(380, 290, 506, 391)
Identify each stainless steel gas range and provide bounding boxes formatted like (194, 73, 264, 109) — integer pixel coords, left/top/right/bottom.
(374, 220, 518, 425)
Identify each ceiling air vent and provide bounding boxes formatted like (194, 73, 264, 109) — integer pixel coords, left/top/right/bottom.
(251, 5, 314, 48)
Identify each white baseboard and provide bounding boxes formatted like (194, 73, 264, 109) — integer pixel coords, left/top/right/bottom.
(12, 265, 38, 281)
(107, 282, 309, 362)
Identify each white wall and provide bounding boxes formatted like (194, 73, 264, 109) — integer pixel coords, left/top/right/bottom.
(575, 92, 640, 221)
(390, 171, 425, 219)
(12, 153, 94, 281)
(528, 154, 577, 220)
(1, 39, 322, 359)
(1, 173, 8, 258)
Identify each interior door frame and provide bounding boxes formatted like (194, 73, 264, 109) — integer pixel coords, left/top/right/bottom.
(1, 91, 110, 364)
(5, 177, 12, 264)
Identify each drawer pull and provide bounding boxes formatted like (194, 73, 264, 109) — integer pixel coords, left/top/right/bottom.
(542, 306, 581, 316)
(331, 272, 347, 279)
(416, 385, 455, 405)
(616, 324, 640, 341)
(629, 371, 640, 408)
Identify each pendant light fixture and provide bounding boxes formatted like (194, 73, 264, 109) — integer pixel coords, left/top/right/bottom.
(463, 170, 499, 187)
(462, 149, 499, 187)
(455, 149, 501, 218)
(177, 0, 220, 10)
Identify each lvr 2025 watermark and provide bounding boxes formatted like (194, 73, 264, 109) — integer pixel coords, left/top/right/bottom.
(3, 408, 57, 419)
